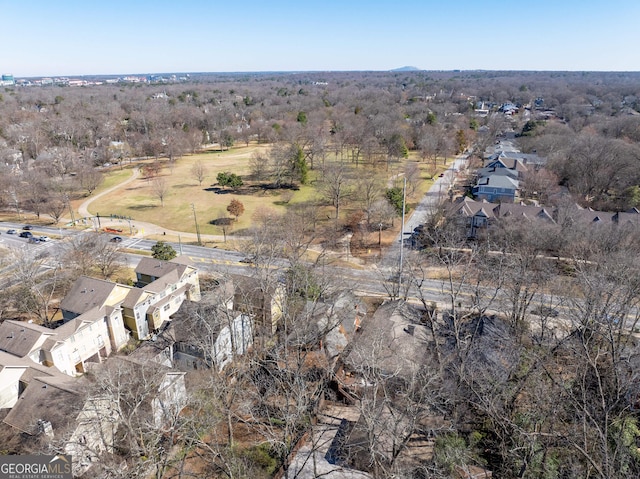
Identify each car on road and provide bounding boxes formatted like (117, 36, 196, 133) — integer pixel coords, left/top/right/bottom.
(22, 225, 33, 230)
(110, 236, 123, 243)
(6, 229, 16, 235)
(28, 237, 41, 244)
(39, 236, 50, 242)
(239, 256, 255, 264)
(19, 231, 33, 238)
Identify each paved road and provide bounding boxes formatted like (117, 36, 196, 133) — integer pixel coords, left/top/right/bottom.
(378, 154, 469, 273)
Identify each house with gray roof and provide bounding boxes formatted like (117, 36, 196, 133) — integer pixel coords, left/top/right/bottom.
(472, 175, 520, 203)
(0, 258, 201, 378)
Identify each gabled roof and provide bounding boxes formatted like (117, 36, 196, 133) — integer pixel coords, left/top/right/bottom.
(0, 350, 32, 373)
(60, 276, 130, 316)
(135, 257, 192, 280)
(486, 151, 542, 167)
(3, 375, 85, 435)
(451, 197, 498, 217)
(45, 306, 107, 343)
(0, 320, 56, 358)
(342, 300, 427, 377)
(121, 287, 151, 309)
(477, 166, 519, 180)
(144, 269, 182, 293)
(492, 203, 556, 223)
(475, 175, 519, 190)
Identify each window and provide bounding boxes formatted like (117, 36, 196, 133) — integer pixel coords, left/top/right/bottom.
(163, 304, 171, 311)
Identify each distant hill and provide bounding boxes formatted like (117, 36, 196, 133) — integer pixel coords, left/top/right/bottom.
(390, 66, 421, 72)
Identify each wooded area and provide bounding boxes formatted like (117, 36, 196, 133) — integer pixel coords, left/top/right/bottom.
(2, 70, 640, 478)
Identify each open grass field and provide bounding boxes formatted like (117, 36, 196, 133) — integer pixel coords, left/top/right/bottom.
(75, 144, 445, 242)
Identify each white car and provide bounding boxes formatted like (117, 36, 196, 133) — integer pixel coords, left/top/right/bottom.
(39, 236, 50, 242)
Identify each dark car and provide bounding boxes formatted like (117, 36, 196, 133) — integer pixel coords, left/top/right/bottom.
(28, 237, 41, 244)
(6, 229, 16, 234)
(22, 225, 33, 230)
(110, 236, 123, 243)
(19, 231, 33, 238)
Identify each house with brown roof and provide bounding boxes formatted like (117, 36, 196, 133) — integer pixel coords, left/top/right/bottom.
(123, 257, 201, 340)
(450, 197, 555, 240)
(0, 320, 57, 364)
(230, 274, 284, 335)
(0, 258, 201, 378)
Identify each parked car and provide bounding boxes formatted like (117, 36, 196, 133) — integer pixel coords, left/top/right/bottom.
(39, 236, 50, 242)
(110, 236, 123, 243)
(19, 231, 33, 238)
(22, 225, 33, 230)
(6, 229, 16, 235)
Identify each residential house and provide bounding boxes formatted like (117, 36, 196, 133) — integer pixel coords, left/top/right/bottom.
(483, 157, 529, 178)
(123, 257, 201, 340)
(64, 396, 119, 476)
(0, 320, 57, 366)
(341, 300, 428, 379)
(472, 175, 519, 203)
(3, 374, 87, 438)
(0, 317, 113, 377)
(284, 291, 367, 359)
(0, 258, 200, 376)
(0, 351, 30, 409)
(231, 274, 284, 335)
(450, 197, 555, 239)
(88, 355, 188, 430)
(172, 310, 253, 371)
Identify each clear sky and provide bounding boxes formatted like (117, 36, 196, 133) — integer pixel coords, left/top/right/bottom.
(1, 0, 638, 77)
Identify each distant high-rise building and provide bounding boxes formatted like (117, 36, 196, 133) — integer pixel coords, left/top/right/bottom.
(1, 74, 15, 86)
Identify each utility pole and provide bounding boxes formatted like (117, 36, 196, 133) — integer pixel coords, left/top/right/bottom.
(191, 203, 202, 246)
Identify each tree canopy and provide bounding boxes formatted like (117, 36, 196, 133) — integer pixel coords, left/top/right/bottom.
(217, 171, 243, 189)
(151, 241, 177, 260)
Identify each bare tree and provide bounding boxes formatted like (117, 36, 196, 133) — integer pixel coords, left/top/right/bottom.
(87, 358, 189, 479)
(77, 164, 104, 196)
(320, 162, 352, 223)
(190, 160, 208, 186)
(151, 177, 169, 207)
(2, 247, 65, 325)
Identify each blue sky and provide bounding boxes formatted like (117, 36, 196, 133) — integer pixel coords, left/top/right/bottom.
(2, 0, 638, 77)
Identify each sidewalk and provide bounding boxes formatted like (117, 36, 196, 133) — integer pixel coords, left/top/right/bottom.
(72, 167, 228, 243)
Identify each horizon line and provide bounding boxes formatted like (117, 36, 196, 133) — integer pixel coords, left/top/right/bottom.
(7, 68, 640, 79)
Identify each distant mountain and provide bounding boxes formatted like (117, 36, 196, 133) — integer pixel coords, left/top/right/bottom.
(390, 66, 421, 72)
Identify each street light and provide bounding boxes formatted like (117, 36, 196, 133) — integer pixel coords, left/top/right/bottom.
(378, 223, 383, 246)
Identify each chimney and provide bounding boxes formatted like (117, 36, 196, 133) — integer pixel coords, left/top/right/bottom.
(37, 419, 54, 438)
